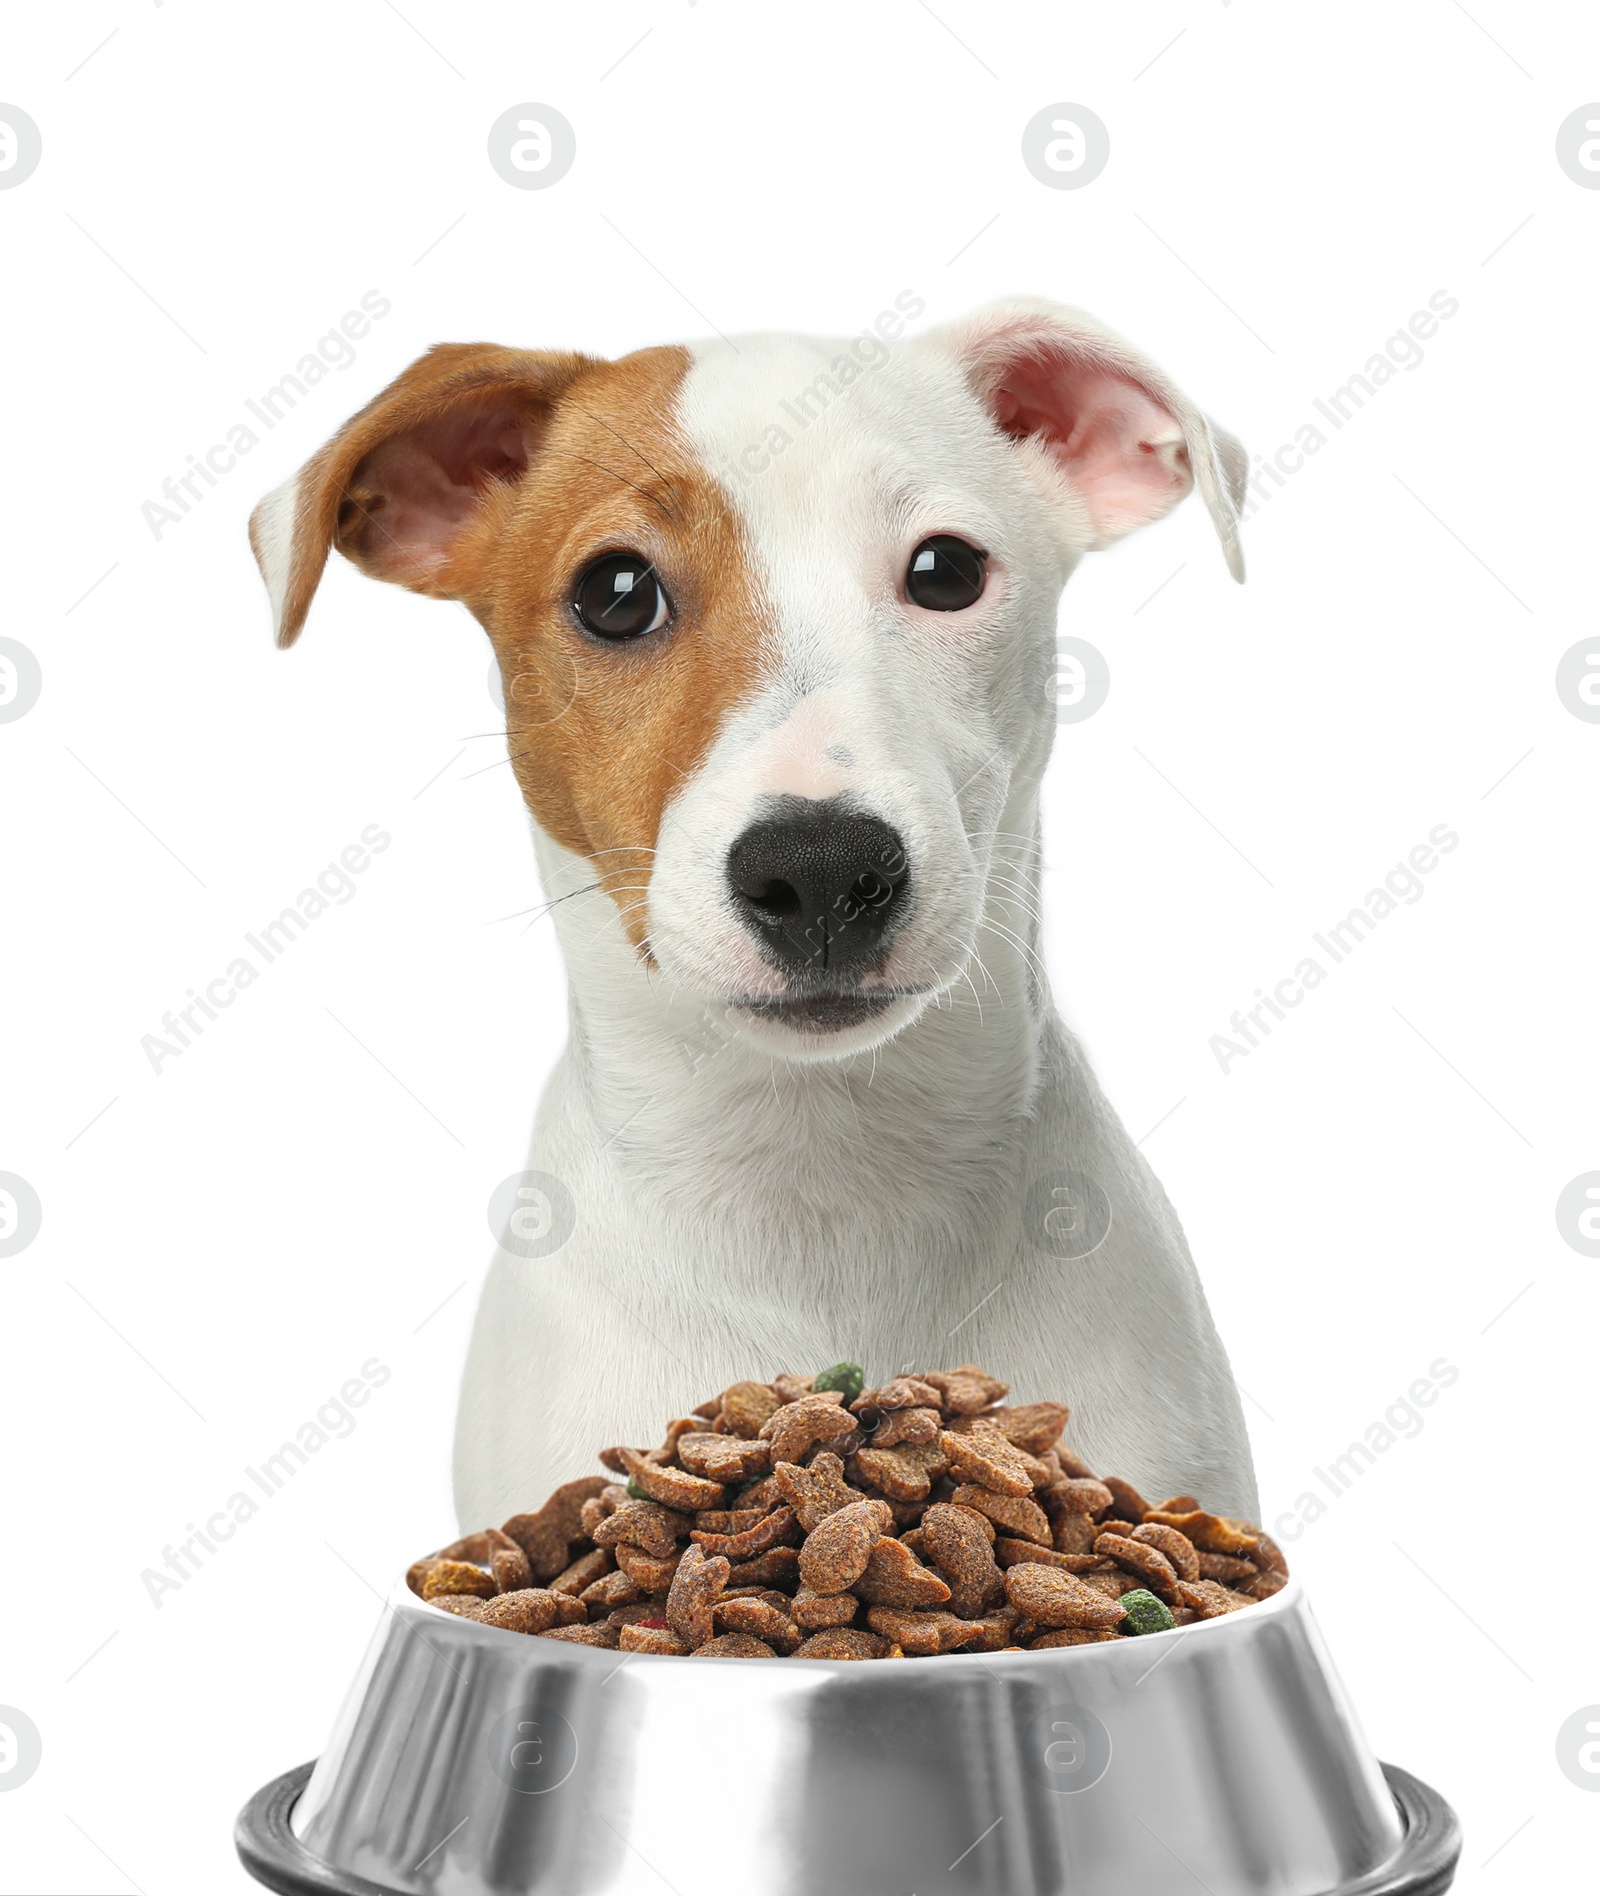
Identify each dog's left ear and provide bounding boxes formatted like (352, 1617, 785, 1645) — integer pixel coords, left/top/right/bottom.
(248, 342, 598, 647)
(936, 298, 1247, 581)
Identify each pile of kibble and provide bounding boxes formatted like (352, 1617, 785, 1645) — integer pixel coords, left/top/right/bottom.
(407, 1364, 1287, 1658)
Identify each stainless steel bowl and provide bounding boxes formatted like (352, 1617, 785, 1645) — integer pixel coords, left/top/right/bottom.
(238, 1573, 1458, 1895)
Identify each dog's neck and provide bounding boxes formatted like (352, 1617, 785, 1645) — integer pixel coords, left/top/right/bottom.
(534, 789, 1051, 1250)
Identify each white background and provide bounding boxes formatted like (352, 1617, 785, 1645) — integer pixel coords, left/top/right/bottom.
(2, 3, 1596, 1891)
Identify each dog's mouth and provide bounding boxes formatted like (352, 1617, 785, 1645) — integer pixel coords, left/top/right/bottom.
(730, 990, 909, 1035)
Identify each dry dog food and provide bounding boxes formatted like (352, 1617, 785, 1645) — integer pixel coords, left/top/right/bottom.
(407, 1362, 1287, 1658)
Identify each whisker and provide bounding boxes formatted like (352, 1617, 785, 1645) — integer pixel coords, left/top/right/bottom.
(535, 447, 675, 522)
(491, 883, 600, 925)
(562, 401, 676, 497)
(968, 948, 1003, 998)
(978, 916, 1049, 983)
(462, 747, 532, 780)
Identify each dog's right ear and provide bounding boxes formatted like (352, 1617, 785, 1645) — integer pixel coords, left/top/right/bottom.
(249, 343, 597, 647)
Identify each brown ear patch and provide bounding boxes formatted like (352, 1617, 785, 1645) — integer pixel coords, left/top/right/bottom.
(457, 346, 774, 952)
(252, 342, 596, 648)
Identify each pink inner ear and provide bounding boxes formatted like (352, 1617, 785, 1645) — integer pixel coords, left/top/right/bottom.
(992, 350, 1192, 546)
(345, 398, 532, 583)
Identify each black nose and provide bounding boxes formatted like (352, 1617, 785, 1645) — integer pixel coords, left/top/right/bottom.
(726, 798, 910, 977)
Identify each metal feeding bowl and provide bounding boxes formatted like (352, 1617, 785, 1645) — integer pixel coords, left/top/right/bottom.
(238, 1572, 1459, 1895)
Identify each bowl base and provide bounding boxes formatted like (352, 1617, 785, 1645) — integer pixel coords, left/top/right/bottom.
(237, 1759, 1460, 1896)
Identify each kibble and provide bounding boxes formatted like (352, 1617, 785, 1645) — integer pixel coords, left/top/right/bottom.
(406, 1360, 1287, 1658)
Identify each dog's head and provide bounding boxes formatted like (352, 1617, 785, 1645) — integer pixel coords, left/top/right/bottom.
(252, 298, 1243, 1062)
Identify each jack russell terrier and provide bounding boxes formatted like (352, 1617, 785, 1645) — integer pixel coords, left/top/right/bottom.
(250, 297, 1258, 1531)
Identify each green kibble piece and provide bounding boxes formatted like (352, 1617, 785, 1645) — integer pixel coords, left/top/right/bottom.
(626, 1477, 648, 1499)
(1117, 1589, 1176, 1636)
(813, 1361, 865, 1404)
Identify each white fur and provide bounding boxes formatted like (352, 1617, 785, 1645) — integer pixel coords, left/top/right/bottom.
(252, 475, 300, 643)
(452, 308, 1258, 1527)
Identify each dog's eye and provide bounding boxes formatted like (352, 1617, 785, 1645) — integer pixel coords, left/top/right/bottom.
(571, 553, 672, 640)
(906, 535, 987, 611)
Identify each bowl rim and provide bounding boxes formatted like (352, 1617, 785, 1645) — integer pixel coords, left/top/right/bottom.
(394, 1566, 1305, 1669)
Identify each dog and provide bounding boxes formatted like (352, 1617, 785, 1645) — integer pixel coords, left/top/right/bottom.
(250, 297, 1259, 1531)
